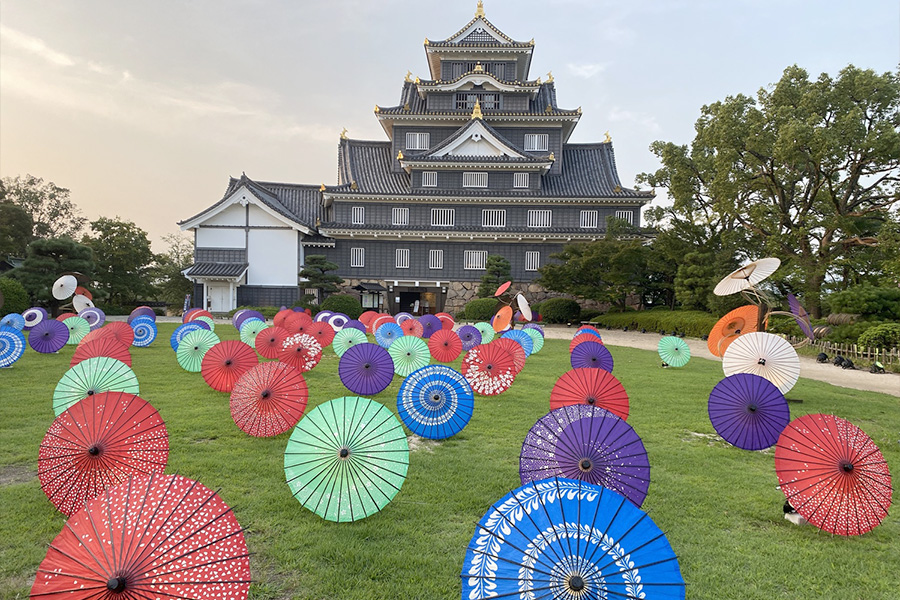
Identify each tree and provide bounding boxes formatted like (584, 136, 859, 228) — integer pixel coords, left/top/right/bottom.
(299, 255, 343, 300)
(476, 255, 512, 297)
(12, 237, 95, 310)
(150, 233, 194, 307)
(83, 217, 155, 306)
(2, 175, 86, 239)
(639, 65, 900, 317)
(0, 201, 34, 257)
(0, 277, 29, 314)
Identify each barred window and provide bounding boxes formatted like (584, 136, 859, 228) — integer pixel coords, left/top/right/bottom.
(463, 172, 488, 188)
(464, 250, 488, 270)
(431, 208, 455, 227)
(350, 247, 365, 268)
(527, 209, 552, 228)
(396, 249, 410, 269)
(513, 172, 529, 189)
(351, 206, 364, 225)
(405, 132, 430, 150)
(429, 249, 444, 270)
(524, 134, 549, 152)
(580, 210, 599, 228)
(421, 171, 437, 187)
(525, 251, 540, 271)
(455, 92, 500, 110)
(392, 207, 409, 226)
(614, 210, 634, 225)
(482, 209, 506, 228)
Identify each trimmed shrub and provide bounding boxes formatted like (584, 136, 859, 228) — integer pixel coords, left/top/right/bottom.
(823, 320, 888, 344)
(462, 297, 499, 321)
(825, 287, 900, 320)
(540, 298, 581, 324)
(0, 277, 29, 315)
(591, 310, 720, 338)
(579, 308, 602, 322)
(320, 294, 363, 319)
(227, 305, 279, 318)
(857, 323, 900, 350)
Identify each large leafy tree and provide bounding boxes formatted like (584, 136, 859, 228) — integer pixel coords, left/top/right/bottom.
(639, 65, 900, 317)
(0, 201, 34, 257)
(83, 217, 155, 306)
(12, 237, 95, 310)
(150, 233, 194, 307)
(2, 175, 86, 239)
(299, 255, 343, 300)
(476, 255, 512, 297)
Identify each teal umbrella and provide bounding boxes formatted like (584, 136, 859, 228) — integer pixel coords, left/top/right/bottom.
(284, 396, 409, 522)
(176, 329, 221, 372)
(473, 322, 495, 344)
(522, 327, 544, 353)
(52, 357, 140, 416)
(332, 327, 368, 357)
(239, 318, 266, 347)
(387, 335, 430, 377)
(658, 336, 691, 367)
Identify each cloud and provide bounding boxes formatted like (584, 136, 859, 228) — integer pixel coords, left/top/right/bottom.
(566, 62, 610, 79)
(607, 107, 661, 133)
(0, 24, 76, 67)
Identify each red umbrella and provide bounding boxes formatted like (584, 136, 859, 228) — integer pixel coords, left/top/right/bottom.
(284, 311, 314, 333)
(372, 314, 396, 334)
(492, 337, 527, 373)
(102, 321, 136, 347)
(307, 321, 336, 347)
(73, 286, 93, 300)
(435, 312, 455, 330)
(185, 309, 214, 323)
(77, 327, 108, 346)
(231, 361, 308, 437)
(401, 318, 424, 337)
(255, 325, 290, 360)
(278, 333, 322, 372)
(776, 413, 892, 536)
(71, 337, 132, 368)
(461, 343, 517, 396)
(358, 310, 379, 332)
(569, 333, 604, 353)
(32, 473, 250, 598)
(273, 308, 294, 328)
(38, 392, 168, 516)
(56, 312, 77, 321)
(428, 328, 463, 363)
(201, 340, 260, 392)
(550, 368, 630, 420)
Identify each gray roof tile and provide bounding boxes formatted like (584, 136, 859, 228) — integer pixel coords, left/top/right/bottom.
(184, 262, 249, 278)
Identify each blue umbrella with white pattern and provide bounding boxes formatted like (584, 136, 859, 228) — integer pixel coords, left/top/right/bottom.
(397, 365, 473, 439)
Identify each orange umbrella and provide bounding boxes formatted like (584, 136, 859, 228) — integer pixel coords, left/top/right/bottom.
(707, 305, 760, 357)
(492, 305, 513, 333)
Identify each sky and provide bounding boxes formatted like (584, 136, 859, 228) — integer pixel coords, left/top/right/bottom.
(1, 0, 898, 252)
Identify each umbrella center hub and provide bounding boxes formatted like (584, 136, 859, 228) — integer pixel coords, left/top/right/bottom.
(841, 462, 854, 473)
(86, 389, 95, 396)
(88, 445, 101, 456)
(106, 577, 127, 592)
(757, 358, 767, 365)
(586, 396, 596, 405)
(748, 404, 758, 413)
(261, 390, 271, 399)
(225, 359, 232, 366)
(364, 363, 371, 370)
(567, 574, 585, 592)
(579, 458, 593, 472)
(339, 447, 350, 459)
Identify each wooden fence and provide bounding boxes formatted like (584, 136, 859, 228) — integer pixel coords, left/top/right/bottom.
(786, 336, 899, 365)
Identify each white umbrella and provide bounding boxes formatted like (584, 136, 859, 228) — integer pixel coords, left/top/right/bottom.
(52, 275, 78, 300)
(723, 332, 800, 394)
(713, 257, 781, 296)
(516, 293, 533, 322)
(72, 294, 94, 312)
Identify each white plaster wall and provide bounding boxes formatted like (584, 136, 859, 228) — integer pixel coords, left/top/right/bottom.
(196, 227, 245, 248)
(248, 205, 289, 227)
(205, 202, 246, 226)
(247, 229, 298, 285)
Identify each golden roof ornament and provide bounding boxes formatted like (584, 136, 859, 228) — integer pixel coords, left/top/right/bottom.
(475, 0, 485, 17)
(549, 152, 555, 161)
(340, 128, 348, 140)
(471, 99, 483, 120)
(424, 37, 430, 45)
(350, 181, 358, 190)
(545, 104, 553, 114)
(414, 76, 420, 84)
(405, 70, 413, 82)
(536, 77, 541, 85)
(397, 150, 404, 160)
(319, 184, 326, 192)
(614, 185, 622, 193)
(604, 130, 612, 143)
(374, 105, 380, 113)
(546, 71, 554, 82)
(474, 62, 484, 73)
(403, 103, 410, 112)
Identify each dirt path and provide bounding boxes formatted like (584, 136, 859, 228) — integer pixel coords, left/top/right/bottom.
(540, 325, 899, 397)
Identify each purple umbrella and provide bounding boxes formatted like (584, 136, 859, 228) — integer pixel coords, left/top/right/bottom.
(787, 293, 815, 341)
(708, 373, 790, 451)
(338, 343, 395, 396)
(127, 306, 156, 324)
(314, 310, 333, 323)
(78, 307, 106, 330)
(418, 314, 442, 339)
(457, 325, 482, 352)
(29, 319, 70, 353)
(520, 404, 651, 507)
(394, 312, 414, 325)
(522, 323, 544, 336)
(342, 319, 367, 334)
(570, 340, 614, 372)
(234, 309, 265, 331)
(327, 312, 350, 330)
(22, 307, 49, 331)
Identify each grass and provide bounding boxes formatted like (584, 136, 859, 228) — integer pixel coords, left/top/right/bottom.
(1, 323, 898, 599)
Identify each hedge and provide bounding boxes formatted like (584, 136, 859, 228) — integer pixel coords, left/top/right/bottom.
(0, 277, 29, 315)
(320, 294, 364, 319)
(857, 323, 900, 350)
(460, 298, 499, 321)
(226, 305, 280, 319)
(591, 309, 720, 338)
(540, 298, 581, 324)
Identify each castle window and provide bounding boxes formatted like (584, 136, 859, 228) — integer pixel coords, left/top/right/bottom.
(580, 210, 599, 228)
(527, 209, 552, 228)
(464, 250, 488, 270)
(396, 249, 410, 269)
(513, 172, 529, 189)
(405, 132, 430, 150)
(525, 251, 540, 271)
(463, 172, 488, 188)
(524, 134, 549, 152)
(429, 249, 444, 270)
(421, 171, 437, 187)
(392, 207, 409, 226)
(431, 208, 455, 227)
(455, 92, 500, 110)
(482, 209, 506, 228)
(351, 206, 365, 225)
(614, 210, 634, 225)
(350, 247, 365, 268)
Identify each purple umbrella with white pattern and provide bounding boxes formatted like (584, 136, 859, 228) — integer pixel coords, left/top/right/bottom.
(456, 325, 482, 352)
(519, 404, 651, 507)
(22, 307, 48, 331)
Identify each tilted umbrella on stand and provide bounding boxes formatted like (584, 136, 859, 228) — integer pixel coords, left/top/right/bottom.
(787, 293, 815, 341)
(491, 305, 513, 333)
(239, 318, 267, 347)
(29, 319, 70, 354)
(176, 328, 221, 372)
(708, 373, 790, 451)
(338, 342, 395, 396)
(522, 327, 544, 354)
(520, 405, 650, 507)
(658, 336, 691, 368)
(342, 319, 367, 333)
(457, 325, 482, 352)
(523, 323, 544, 335)
(131, 320, 158, 347)
(307, 321, 336, 347)
(38, 391, 168, 516)
(283, 311, 314, 334)
(63, 316, 90, 345)
(230, 361, 308, 437)
(550, 368, 630, 420)
(78, 307, 105, 330)
(234, 309, 265, 331)
(31, 473, 251, 599)
(333, 327, 368, 358)
(170, 321, 208, 351)
(201, 340, 259, 393)
(278, 333, 322, 372)
(461, 478, 686, 600)
(713, 257, 781, 296)
(52, 275, 78, 300)
(72, 294, 94, 313)
(327, 312, 350, 330)
(436, 312, 455, 330)
(570, 340, 614, 371)
(393, 312, 414, 325)
(400, 318, 424, 338)
(569, 332, 603, 353)
(102, 321, 136, 348)
(776, 413, 892, 536)
(492, 337, 527, 374)
(388, 335, 430, 378)
(284, 396, 409, 522)
(501, 329, 534, 357)
(128, 306, 156, 323)
(1, 313, 25, 330)
(461, 342, 516, 396)
(0, 326, 26, 367)
(722, 332, 800, 394)
(397, 365, 474, 439)
(52, 356, 140, 416)
(427, 328, 463, 363)
(707, 305, 760, 357)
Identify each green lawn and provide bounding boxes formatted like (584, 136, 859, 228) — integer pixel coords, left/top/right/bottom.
(1, 323, 898, 599)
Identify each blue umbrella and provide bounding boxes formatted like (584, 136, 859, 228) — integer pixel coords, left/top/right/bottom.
(462, 478, 685, 600)
(0, 325, 27, 367)
(131, 321, 157, 347)
(1, 313, 25, 330)
(397, 365, 474, 439)
(501, 329, 534, 357)
(375, 322, 403, 348)
(170, 322, 206, 351)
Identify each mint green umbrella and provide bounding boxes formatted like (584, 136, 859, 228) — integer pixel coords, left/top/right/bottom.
(387, 335, 430, 377)
(176, 329, 220, 372)
(522, 327, 544, 353)
(64, 316, 91, 345)
(473, 322, 495, 344)
(52, 356, 140, 416)
(195, 315, 215, 331)
(332, 328, 368, 357)
(658, 336, 691, 367)
(284, 396, 409, 522)
(239, 318, 266, 347)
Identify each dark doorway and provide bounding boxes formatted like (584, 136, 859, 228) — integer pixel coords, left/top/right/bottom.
(399, 291, 420, 314)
